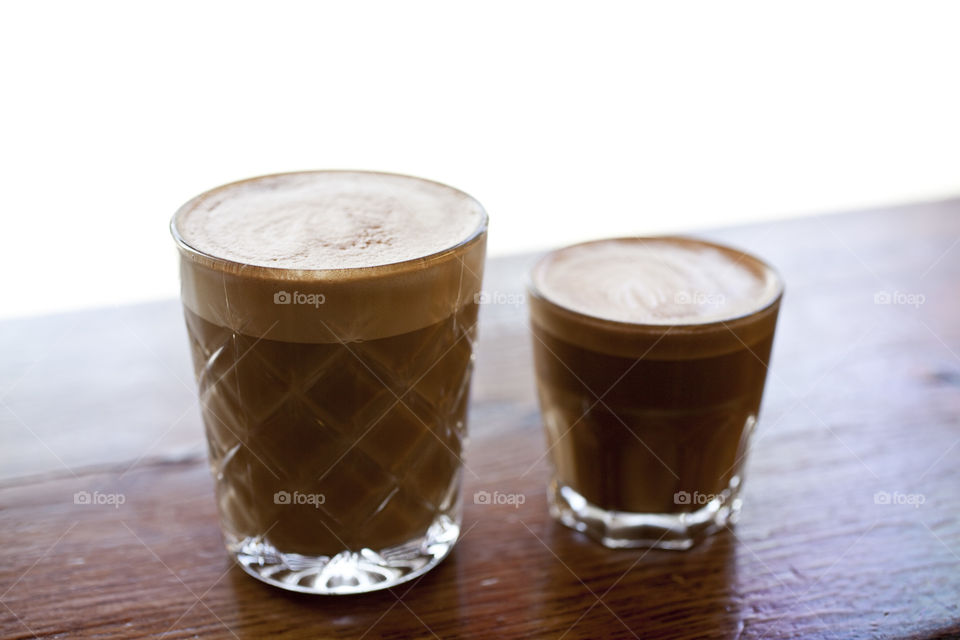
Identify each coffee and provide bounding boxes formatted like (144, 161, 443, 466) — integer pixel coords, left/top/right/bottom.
(528, 237, 782, 549)
(172, 171, 487, 593)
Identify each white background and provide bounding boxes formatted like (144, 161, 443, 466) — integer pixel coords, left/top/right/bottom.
(2, 1, 959, 318)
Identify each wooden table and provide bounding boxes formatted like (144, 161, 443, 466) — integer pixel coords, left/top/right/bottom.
(2, 199, 959, 639)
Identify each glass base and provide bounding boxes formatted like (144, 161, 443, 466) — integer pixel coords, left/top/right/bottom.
(548, 478, 742, 550)
(228, 514, 460, 595)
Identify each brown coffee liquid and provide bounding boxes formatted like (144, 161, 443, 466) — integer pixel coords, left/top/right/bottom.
(186, 303, 477, 555)
(172, 171, 487, 558)
(533, 327, 773, 513)
(529, 237, 782, 515)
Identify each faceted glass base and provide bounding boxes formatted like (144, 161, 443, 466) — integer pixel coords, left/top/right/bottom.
(229, 514, 460, 595)
(548, 478, 742, 550)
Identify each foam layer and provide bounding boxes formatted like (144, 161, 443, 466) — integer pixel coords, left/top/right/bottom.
(174, 171, 486, 270)
(532, 237, 780, 325)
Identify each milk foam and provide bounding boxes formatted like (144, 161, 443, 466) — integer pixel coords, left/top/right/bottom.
(175, 172, 486, 269)
(532, 238, 781, 325)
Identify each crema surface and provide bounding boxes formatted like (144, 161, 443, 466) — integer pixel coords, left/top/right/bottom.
(532, 237, 780, 325)
(175, 171, 485, 270)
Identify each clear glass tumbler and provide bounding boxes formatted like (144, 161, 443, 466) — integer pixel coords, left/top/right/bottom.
(528, 237, 782, 550)
(171, 171, 487, 593)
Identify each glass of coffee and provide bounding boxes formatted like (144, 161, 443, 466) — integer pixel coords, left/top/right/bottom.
(528, 237, 783, 549)
(170, 171, 487, 593)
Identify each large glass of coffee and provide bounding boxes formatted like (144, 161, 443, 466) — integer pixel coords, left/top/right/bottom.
(528, 237, 782, 550)
(171, 171, 487, 593)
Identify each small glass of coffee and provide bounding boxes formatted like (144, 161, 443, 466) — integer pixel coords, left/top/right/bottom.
(528, 237, 783, 549)
(170, 171, 487, 593)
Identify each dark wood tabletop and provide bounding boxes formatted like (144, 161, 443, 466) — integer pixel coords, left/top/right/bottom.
(2, 199, 960, 639)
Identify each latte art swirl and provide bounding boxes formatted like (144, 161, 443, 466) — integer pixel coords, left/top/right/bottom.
(532, 238, 780, 325)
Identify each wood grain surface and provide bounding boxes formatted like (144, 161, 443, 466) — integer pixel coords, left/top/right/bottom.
(2, 199, 960, 639)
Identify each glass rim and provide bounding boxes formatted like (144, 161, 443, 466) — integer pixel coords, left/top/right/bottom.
(526, 235, 785, 334)
(169, 169, 489, 280)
